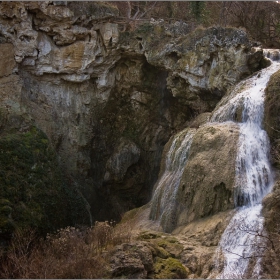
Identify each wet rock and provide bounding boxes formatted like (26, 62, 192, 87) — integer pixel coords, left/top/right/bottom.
(150, 122, 239, 233)
(177, 123, 239, 226)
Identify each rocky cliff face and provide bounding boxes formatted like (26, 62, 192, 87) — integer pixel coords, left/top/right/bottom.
(0, 1, 266, 228)
(262, 66, 280, 278)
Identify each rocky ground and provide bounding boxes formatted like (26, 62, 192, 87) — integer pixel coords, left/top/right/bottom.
(114, 204, 235, 279)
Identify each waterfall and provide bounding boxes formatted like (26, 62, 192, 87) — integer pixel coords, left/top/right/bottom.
(149, 128, 195, 232)
(148, 49, 280, 277)
(211, 49, 280, 279)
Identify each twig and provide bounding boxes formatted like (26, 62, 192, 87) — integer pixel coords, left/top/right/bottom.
(224, 248, 264, 259)
(264, 121, 280, 133)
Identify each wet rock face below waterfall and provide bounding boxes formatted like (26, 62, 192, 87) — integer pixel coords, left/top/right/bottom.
(178, 123, 239, 224)
(0, 1, 266, 223)
(151, 121, 240, 232)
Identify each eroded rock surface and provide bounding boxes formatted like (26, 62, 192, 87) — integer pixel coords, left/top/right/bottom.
(0, 1, 266, 223)
(264, 68, 280, 169)
(149, 119, 239, 233)
(177, 122, 239, 225)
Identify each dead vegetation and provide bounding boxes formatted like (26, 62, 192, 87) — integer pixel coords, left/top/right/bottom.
(0, 221, 132, 279)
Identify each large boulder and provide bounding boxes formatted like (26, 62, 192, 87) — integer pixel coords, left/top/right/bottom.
(177, 122, 239, 225)
(108, 234, 188, 279)
(150, 121, 239, 233)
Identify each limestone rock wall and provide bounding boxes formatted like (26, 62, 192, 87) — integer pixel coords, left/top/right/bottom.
(0, 1, 266, 222)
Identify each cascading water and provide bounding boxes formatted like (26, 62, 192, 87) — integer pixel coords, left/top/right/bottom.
(148, 49, 279, 277)
(149, 128, 195, 233)
(210, 49, 280, 278)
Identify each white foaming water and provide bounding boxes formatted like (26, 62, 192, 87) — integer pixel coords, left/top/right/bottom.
(149, 128, 195, 233)
(215, 205, 265, 279)
(211, 49, 280, 278)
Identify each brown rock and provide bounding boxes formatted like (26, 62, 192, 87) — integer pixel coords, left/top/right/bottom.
(264, 69, 280, 169)
(0, 44, 16, 77)
(109, 242, 154, 278)
(177, 123, 239, 226)
(0, 75, 22, 116)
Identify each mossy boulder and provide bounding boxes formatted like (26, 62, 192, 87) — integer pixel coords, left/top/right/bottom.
(139, 232, 186, 278)
(109, 231, 186, 279)
(109, 241, 154, 279)
(152, 257, 189, 279)
(138, 232, 184, 260)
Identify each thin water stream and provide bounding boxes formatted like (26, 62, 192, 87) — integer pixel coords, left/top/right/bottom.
(149, 128, 195, 233)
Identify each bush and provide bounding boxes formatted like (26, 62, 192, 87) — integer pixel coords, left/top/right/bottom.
(0, 126, 88, 240)
(0, 221, 132, 279)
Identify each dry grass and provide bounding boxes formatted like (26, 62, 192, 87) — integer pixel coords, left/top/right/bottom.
(0, 221, 132, 279)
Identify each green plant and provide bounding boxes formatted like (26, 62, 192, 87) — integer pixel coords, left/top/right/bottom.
(0, 126, 87, 239)
(190, 2, 204, 20)
(136, 22, 153, 34)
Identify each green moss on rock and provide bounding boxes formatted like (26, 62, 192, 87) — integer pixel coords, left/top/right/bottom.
(138, 231, 184, 261)
(138, 231, 162, 240)
(153, 257, 189, 279)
